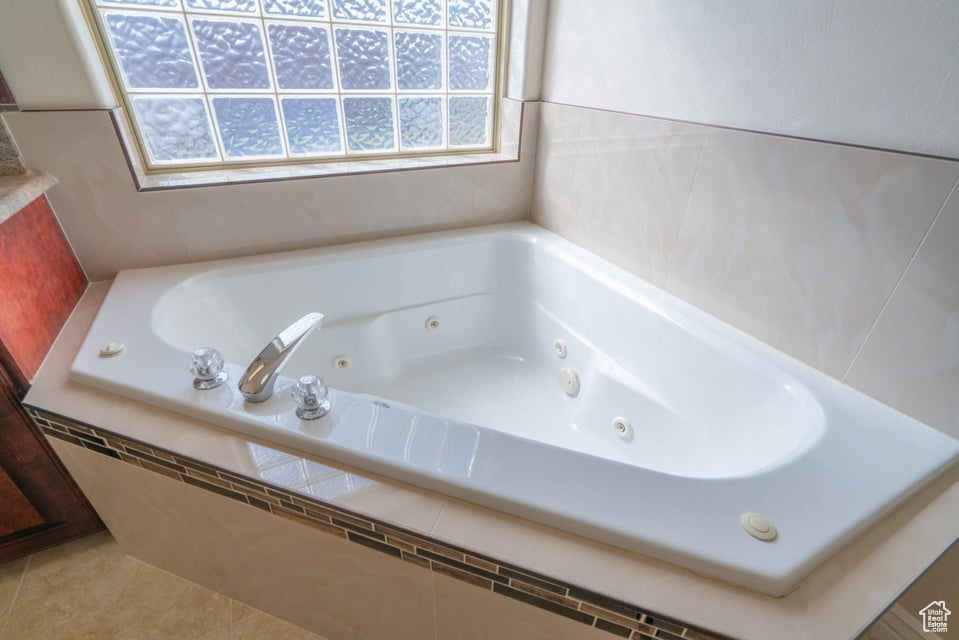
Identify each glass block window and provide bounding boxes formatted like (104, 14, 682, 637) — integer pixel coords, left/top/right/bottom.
(91, 0, 500, 168)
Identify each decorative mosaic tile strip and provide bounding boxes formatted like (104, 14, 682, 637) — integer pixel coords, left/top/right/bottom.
(28, 406, 729, 640)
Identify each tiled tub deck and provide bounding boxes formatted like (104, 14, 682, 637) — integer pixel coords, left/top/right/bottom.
(30, 407, 722, 640)
(23, 283, 959, 640)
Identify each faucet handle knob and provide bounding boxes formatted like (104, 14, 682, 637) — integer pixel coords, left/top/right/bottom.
(293, 374, 331, 420)
(190, 347, 228, 390)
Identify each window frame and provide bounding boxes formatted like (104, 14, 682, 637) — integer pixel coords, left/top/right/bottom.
(79, 0, 511, 177)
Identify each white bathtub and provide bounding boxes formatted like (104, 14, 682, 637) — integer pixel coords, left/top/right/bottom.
(70, 223, 958, 596)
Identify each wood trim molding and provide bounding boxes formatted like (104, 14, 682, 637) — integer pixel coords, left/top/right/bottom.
(0, 67, 15, 108)
(0, 364, 102, 562)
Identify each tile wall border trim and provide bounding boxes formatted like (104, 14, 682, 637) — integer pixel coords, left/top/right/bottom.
(541, 100, 959, 165)
(27, 405, 727, 640)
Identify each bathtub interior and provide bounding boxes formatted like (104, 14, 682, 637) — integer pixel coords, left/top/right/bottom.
(152, 235, 824, 479)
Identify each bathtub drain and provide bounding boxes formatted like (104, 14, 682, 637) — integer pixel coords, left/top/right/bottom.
(99, 342, 125, 357)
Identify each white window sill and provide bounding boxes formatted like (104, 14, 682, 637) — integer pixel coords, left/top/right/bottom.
(114, 98, 528, 192)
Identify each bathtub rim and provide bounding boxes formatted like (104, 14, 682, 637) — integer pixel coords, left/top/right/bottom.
(63, 222, 959, 598)
(22, 239, 959, 640)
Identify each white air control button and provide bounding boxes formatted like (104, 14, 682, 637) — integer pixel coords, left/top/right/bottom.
(99, 342, 125, 357)
(749, 517, 770, 533)
(741, 513, 777, 541)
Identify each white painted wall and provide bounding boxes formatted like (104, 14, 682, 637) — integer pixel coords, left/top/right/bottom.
(542, 0, 959, 158)
(0, 0, 115, 108)
(507, 0, 548, 100)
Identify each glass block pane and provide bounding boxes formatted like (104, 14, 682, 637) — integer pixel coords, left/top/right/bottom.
(308, 474, 352, 500)
(448, 35, 491, 90)
(133, 97, 218, 162)
(185, 0, 256, 12)
(281, 98, 342, 154)
(330, 0, 386, 22)
(249, 442, 294, 466)
(263, 0, 327, 17)
(104, 13, 199, 89)
(212, 97, 283, 157)
(193, 20, 270, 90)
(393, 0, 441, 25)
(343, 97, 394, 151)
(303, 459, 339, 480)
(258, 460, 307, 486)
(395, 31, 442, 91)
(100, 0, 179, 7)
(334, 29, 391, 91)
(448, 0, 493, 30)
(268, 24, 333, 90)
(399, 97, 442, 148)
(449, 96, 488, 146)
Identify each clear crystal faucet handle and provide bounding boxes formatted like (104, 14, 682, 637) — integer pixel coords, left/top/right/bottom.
(190, 347, 228, 390)
(292, 374, 332, 420)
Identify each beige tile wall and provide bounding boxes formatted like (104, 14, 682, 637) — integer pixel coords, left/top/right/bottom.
(1, 102, 538, 281)
(49, 437, 605, 640)
(539, 1, 959, 159)
(669, 128, 956, 379)
(844, 184, 959, 439)
(51, 440, 440, 640)
(568, 109, 706, 287)
(532, 102, 959, 439)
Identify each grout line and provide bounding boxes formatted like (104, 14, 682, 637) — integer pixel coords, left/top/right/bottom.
(840, 174, 959, 382)
(469, 161, 478, 227)
(165, 189, 197, 264)
(429, 502, 448, 536)
(430, 572, 441, 640)
(545, 103, 584, 238)
(518, 100, 535, 222)
(664, 127, 709, 288)
(40, 193, 93, 283)
(539, 99, 959, 165)
(0, 553, 33, 640)
(569, 106, 584, 237)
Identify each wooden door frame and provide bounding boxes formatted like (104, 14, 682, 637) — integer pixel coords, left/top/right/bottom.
(0, 363, 102, 562)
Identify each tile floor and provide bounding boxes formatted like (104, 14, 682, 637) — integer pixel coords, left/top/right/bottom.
(0, 528, 945, 640)
(0, 532, 327, 640)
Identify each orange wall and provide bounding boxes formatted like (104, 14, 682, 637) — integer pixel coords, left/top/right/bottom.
(0, 195, 86, 390)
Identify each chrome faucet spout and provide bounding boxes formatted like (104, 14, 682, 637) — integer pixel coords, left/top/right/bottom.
(239, 312, 325, 403)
